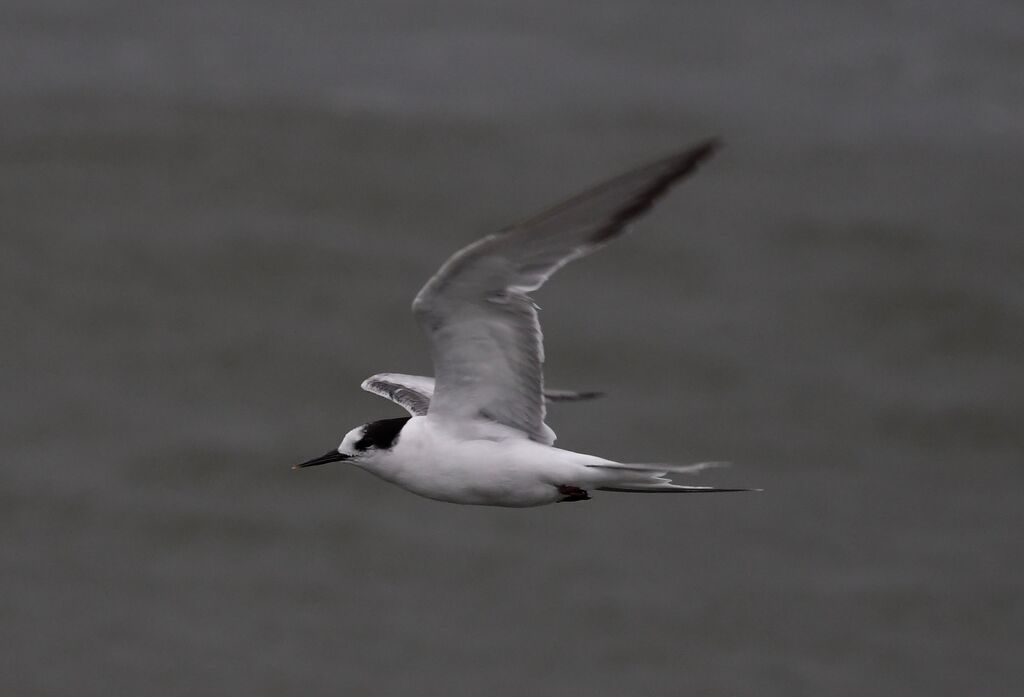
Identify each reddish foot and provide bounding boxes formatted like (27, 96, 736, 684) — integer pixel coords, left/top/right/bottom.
(557, 484, 591, 502)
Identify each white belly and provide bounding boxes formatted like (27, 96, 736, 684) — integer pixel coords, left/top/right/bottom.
(356, 417, 603, 507)
(392, 461, 560, 507)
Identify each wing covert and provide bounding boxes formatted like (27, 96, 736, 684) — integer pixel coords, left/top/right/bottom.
(360, 373, 434, 416)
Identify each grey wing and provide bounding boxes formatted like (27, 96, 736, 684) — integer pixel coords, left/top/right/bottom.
(360, 373, 435, 416)
(411, 139, 721, 442)
(362, 372, 603, 416)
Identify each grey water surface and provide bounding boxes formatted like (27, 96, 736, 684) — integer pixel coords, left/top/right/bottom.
(3, 1, 1023, 695)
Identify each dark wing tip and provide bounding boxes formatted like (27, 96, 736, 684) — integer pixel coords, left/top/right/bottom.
(689, 136, 724, 161)
(646, 135, 724, 194)
(589, 136, 723, 244)
(543, 389, 606, 403)
(650, 135, 723, 194)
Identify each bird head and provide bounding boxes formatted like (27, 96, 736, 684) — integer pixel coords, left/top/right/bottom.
(293, 416, 411, 470)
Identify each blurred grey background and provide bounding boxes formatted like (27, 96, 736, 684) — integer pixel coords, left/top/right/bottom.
(3, 1, 1023, 695)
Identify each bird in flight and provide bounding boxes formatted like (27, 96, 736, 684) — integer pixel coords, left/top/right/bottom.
(294, 138, 756, 506)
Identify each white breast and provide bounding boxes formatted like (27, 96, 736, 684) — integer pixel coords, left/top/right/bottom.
(356, 416, 592, 507)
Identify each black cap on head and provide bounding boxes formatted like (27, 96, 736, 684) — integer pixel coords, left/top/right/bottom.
(354, 417, 411, 451)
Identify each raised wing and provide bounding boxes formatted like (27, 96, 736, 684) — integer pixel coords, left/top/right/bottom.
(361, 372, 603, 416)
(411, 139, 721, 442)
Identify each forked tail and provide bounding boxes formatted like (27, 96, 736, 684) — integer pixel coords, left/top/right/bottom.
(586, 461, 760, 493)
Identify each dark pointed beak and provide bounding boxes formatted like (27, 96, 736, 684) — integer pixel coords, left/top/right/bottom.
(293, 449, 350, 470)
